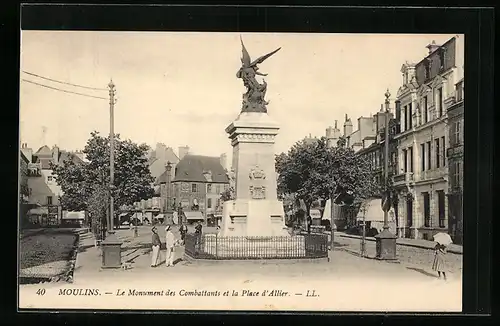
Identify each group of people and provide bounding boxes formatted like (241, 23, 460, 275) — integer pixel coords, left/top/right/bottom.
(150, 222, 201, 268)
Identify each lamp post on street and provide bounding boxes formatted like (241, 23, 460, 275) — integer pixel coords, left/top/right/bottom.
(101, 79, 123, 269)
(374, 89, 398, 261)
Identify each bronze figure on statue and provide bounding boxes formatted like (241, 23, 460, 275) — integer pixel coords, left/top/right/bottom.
(236, 37, 281, 113)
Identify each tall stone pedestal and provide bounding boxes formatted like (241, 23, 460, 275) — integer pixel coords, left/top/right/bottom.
(219, 112, 288, 238)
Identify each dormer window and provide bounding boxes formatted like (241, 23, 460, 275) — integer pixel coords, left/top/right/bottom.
(402, 71, 409, 85)
(203, 170, 213, 182)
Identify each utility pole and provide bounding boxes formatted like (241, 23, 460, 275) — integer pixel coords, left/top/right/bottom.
(374, 89, 397, 261)
(330, 193, 335, 251)
(109, 79, 116, 235)
(101, 79, 122, 269)
(383, 90, 390, 231)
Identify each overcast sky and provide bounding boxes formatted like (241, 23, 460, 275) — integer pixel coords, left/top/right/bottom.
(20, 31, 457, 159)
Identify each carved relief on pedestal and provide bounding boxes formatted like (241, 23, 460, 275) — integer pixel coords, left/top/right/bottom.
(236, 133, 275, 142)
(249, 165, 266, 199)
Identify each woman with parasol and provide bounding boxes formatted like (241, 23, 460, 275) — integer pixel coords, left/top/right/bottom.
(432, 232, 453, 280)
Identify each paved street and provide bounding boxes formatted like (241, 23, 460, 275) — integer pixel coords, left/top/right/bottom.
(334, 233, 463, 277)
(19, 226, 462, 312)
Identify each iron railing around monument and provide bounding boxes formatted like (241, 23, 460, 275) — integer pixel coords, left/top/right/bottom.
(184, 233, 328, 260)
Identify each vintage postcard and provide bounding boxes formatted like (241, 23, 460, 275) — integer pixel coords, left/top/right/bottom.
(18, 30, 464, 312)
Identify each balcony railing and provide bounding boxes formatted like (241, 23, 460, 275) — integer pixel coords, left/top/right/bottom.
(393, 172, 414, 185)
(447, 145, 464, 158)
(418, 168, 448, 181)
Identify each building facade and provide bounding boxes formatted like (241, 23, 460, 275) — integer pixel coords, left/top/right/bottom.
(148, 143, 180, 183)
(172, 154, 230, 223)
(393, 36, 464, 240)
(20, 143, 85, 225)
(446, 78, 464, 244)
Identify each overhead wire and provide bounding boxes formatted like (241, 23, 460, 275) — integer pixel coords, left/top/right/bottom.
(21, 79, 108, 100)
(22, 70, 108, 91)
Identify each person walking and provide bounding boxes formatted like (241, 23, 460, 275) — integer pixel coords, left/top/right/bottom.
(164, 225, 176, 267)
(151, 226, 161, 267)
(432, 243, 447, 280)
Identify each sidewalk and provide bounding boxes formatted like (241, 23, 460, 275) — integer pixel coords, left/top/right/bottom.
(336, 232, 463, 254)
(334, 232, 463, 276)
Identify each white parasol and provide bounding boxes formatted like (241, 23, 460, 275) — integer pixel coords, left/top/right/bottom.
(433, 232, 453, 246)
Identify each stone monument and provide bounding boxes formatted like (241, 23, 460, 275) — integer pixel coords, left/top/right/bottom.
(218, 37, 288, 238)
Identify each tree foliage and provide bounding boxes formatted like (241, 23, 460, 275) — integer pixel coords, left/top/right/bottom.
(87, 184, 108, 238)
(52, 131, 155, 216)
(275, 136, 381, 215)
(220, 170, 235, 202)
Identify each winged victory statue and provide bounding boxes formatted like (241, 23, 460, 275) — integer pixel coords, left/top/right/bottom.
(236, 37, 281, 113)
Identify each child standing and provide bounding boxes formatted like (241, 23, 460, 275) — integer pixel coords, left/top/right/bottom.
(432, 243, 448, 280)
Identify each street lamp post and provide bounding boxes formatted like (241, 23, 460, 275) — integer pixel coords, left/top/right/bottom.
(374, 89, 398, 261)
(165, 161, 173, 224)
(101, 79, 123, 269)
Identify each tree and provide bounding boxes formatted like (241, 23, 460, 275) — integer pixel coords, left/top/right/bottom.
(275, 136, 381, 217)
(220, 186, 235, 202)
(52, 131, 155, 227)
(87, 184, 108, 239)
(220, 168, 236, 202)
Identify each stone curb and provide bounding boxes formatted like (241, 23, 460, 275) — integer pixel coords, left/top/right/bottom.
(62, 231, 81, 283)
(336, 246, 401, 264)
(337, 233, 463, 255)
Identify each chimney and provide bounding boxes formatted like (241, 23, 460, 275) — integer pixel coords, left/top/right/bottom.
(52, 145, 59, 165)
(325, 126, 338, 148)
(343, 115, 353, 137)
(178, 146, 190, 160)
(219, 153, 227, 171)
(155, 143, 167, 161)
(426, 40, 441, 54)
(21, 143, 33, 163)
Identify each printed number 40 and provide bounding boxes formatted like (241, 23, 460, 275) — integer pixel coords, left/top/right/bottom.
(36, 289, 46, 296)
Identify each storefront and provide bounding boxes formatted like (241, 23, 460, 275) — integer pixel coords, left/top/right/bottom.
(183, 211, 204, 224)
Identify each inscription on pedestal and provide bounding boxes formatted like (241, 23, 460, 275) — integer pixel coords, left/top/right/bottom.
(249, 165, 266, 199)
(249, 186, 266, 199)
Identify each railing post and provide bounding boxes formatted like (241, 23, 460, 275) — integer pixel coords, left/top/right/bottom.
(215, 234, 218, 258)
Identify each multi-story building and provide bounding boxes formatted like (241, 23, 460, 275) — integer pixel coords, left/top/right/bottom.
(393, 36, 464, 240)
(148, 143, 180, 183)
(172, 154, 230, 224)
(19, 150, 31, 226)
(20, 143, 84, 225)
(321, 111, 398, 230)
(356, 109, 398, 186)
(446, 78, 464, 244)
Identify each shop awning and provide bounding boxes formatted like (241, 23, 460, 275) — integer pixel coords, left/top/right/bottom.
(154, 213, 165, 220)
(63, 211, 85, 220)
(183, 211, 204, 220)
(27, 207, 48, 216)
